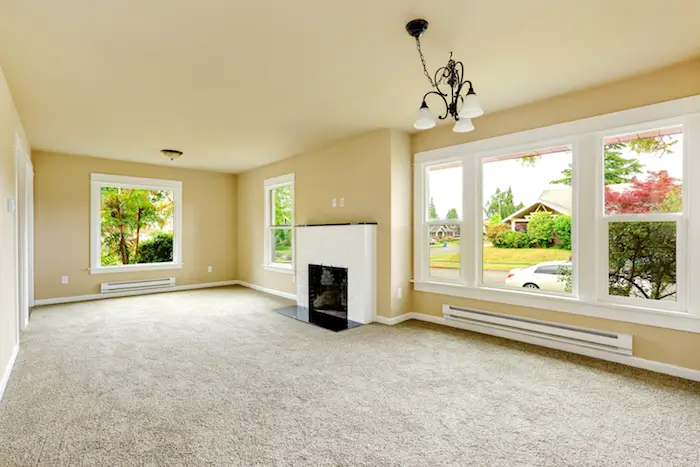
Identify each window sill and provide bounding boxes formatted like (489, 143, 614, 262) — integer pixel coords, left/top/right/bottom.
(90, 262, 183, 275)
(263, 264, 295, 275)
(413, 280, 700, 333)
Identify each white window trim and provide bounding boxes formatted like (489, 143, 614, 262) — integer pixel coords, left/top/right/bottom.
(264, 173, 295, 274)
(90, 173, 183, 274)
(414, 94, 700, 333)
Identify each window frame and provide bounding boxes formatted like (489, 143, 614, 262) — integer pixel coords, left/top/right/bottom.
(90, 173, 183, 274)
(413, 95, 700, 333)
(596, 118, 687, 311)
(474, 139, 577, 299)
(424, 160, 465, 284)
(264, 173, 295, 274)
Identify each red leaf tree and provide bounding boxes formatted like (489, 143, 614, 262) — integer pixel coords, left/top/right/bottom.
(604, 170, 680, 214)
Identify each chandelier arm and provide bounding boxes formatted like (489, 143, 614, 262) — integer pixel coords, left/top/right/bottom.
(423, 90, 450, 120)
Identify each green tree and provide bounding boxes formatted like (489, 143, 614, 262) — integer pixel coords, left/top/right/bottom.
(608, 222, 676, 300)
(553, 215, 572, 250)
(527, 212, 555, 248)
(100, 187, 173, 265)
(488, 213, 502, 226)
(551, 136, 676, 186)
(484, 187, 524, 219)
(272, 185, 293, 257)
(428, 197, 438, 219)
(446, 208, 459, 219)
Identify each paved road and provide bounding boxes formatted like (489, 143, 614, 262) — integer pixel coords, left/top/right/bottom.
(428, 268, 509, 285)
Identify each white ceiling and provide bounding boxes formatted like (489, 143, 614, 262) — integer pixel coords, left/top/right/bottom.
(1, 0, 699, 172)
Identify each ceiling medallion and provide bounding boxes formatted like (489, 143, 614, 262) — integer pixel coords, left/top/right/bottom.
(161, 149, 183, 161)
(406, 19, 483, 133)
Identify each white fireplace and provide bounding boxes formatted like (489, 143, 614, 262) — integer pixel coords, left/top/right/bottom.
(295, 224, 376, 324)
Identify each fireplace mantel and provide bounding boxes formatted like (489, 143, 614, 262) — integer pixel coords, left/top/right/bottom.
(295, 224, 376, 324)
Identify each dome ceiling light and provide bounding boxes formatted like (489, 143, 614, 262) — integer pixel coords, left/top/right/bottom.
(406, 19, 484, 133)
(161, 149, 183, 161)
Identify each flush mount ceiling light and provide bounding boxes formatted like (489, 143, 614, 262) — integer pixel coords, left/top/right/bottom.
(161, 149, 183, 161)
(406, 19, 484, 133)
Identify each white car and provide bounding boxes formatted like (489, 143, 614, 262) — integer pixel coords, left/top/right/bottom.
(504, 261, 571, 292)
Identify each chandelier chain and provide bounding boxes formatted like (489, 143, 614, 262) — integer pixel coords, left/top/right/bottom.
(415, 38, 436, 89)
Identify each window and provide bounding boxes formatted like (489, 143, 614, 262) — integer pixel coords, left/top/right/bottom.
(413, 96, 700, 333)
(600, 125, 684, 308)
(426, 161, 462, 281)
(264, 173, 294, 273)
(481, 145, 573, 294)
(90, 174, 182, 274)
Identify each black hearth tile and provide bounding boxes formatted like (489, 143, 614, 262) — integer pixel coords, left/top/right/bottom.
(272, 306, 363, 332)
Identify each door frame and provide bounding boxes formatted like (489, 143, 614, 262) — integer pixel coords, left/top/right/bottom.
(14, 133, 33, 333)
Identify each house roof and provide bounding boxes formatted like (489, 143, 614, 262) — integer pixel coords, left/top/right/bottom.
(502, 187, 572, 223)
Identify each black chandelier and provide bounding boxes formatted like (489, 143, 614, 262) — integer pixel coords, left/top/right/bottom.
(406, 19, 483, 133)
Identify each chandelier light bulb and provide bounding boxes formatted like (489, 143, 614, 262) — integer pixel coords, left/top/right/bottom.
(459, 89, 484, 119)
(453, 118, 474, 133)
(414, 102, 437, 130)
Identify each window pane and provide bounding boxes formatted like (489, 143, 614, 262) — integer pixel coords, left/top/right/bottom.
(272, 228, 292, 264)
(603, 126, 683, 215)
(100, 187, 174, 266)
(427, 162, 462, 220)
(608, 221, 676, 301)
(482, 146, 572, 293)
(429, 225, 460, 279)
(272, 185, 293, 225)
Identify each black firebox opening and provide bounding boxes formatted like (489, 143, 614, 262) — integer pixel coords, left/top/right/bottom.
(309, 264, 348, 321)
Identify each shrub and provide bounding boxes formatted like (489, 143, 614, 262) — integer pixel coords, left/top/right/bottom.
(488, 213, 502, 226)
(485, 224, 510, 247)
(553, 215, 572, 250)
(527, 212, 555, 248)
(136, 231, 173, 264)
(500, 231, 529, 249)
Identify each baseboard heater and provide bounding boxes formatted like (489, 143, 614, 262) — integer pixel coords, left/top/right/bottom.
(442, 305, 633, 356)
(100, 277, 176, 294)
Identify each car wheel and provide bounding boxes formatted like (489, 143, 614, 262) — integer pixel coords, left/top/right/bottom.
(523, 283, 539, 289)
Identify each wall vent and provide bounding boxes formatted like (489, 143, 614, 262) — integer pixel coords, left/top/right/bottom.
(100, 277, 176, 294)
(442, 305, 633, 355)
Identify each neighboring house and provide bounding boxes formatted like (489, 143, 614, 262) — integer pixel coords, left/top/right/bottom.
(502, 187, 572, 232)
(429, 224, 460, 238)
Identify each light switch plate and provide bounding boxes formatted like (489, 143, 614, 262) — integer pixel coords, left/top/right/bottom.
(7, 198, 16, 213)
(332, 198, 337, 208)
(340, 197, 345, 207)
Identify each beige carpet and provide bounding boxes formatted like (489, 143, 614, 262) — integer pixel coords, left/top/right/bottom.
(1, 286, 699, 467)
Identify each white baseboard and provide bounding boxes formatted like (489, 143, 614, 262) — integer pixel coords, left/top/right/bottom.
(373, 314, 414, 325)
(34, 280, 239, 306)
(0, 343, 19, 403)
(234, 281, 297, 301)
(382, 312, 700, 383)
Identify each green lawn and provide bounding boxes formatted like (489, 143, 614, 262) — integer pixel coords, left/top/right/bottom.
(430, 244, 571, 270)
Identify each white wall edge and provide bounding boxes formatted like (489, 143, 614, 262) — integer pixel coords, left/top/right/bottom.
(33, 280, 239, 306)
(235, 280, 297, 301)
(383, 312, 700, 383)
(0, 343, 19, 403)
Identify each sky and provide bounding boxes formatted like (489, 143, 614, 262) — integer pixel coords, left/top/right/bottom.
(427, 134, 683, 220)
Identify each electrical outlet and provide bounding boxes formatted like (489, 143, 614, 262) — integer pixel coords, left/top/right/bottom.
(207, 266, 213, 273)
(340, 197, 345, 207)
(397, 287, 403, 299)
(332, 198, 337, 208)
(61, 276, 68, 285)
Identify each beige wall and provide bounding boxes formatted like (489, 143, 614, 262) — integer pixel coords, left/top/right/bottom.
(411, 57, 700, 370)
(0, 65, 29, 380)
(236, 129, 412, 318)
(33, 151, 237, 299)
(389, 130, 412, 317)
